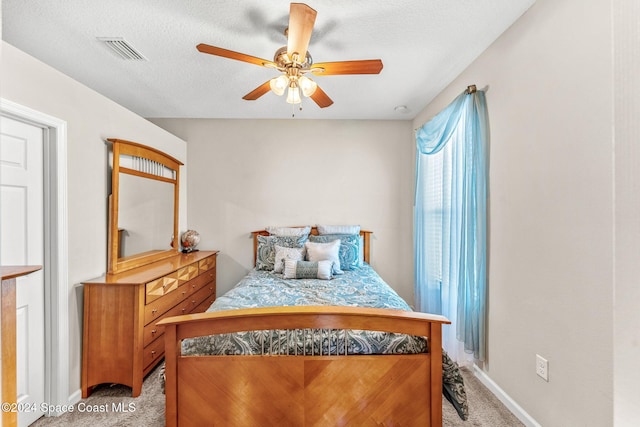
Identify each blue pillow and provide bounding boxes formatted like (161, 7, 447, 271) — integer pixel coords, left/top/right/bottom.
(309, 234, 361, 270)
(256, 235, 307, 270)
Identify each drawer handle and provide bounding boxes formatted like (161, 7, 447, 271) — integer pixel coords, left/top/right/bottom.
(181, 308, 186, 313)
(191, 300, 196, 305)
(151, 350, 157, 358)
(182, 291, 186, 295)
(151, 329, 157, 335)
(192, 284, 196, 288)
(209, 287, 213, 291)
(162, 284, 167, 288)
(152, 309, 158, 314)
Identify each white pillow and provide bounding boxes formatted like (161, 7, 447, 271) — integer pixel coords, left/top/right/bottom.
(317, 224, 361, 235)
(266, 226, 311, 237)
(304, 240, 343, 274)
(283, 259, 333, 280)
(273, 245, 305, 273)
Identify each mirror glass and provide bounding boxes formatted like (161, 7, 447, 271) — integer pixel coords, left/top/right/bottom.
(117, 173, 174, 259)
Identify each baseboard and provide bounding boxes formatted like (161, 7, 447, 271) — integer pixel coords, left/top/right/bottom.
(68, 389, 82, 405)
(58, 389, 82, 416)
(473, 365, 542, 427)
(43, 388, 81, 417)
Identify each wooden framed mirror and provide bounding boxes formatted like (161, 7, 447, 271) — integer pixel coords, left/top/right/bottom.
(107, 138, 183, 274)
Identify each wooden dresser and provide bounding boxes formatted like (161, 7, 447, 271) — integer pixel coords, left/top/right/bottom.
(81, 250, 218, 397)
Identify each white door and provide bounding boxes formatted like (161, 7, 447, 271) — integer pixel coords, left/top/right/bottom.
(0, 116, 46, 426)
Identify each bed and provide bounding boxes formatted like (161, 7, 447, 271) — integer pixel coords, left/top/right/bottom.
(158, 227, 465, 426)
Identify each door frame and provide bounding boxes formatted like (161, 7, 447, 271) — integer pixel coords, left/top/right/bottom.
(1, 98, 69, 416)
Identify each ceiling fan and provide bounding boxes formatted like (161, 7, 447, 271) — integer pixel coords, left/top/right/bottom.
(197, 3, 383, 109)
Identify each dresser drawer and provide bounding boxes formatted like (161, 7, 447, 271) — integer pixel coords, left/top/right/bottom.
(144, 285, 185, 325)
(184, 283, 215, 313)
(179, 271, 214, 297)
(191, 293, 216, 314)
(143, 294, 206, 347)
(143, 335, 165, 370)
(144, 266, 215, 325)
(176, 262, 199, 284)
(145, 272, 179, 304)
(142, 320, 164, 348)
(198, 255, 216, 273)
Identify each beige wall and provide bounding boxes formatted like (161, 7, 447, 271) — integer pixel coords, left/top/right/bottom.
(149, 118, 415, 302)
(1, 41, 188, 398)
(413, 0, 617, 425)
(613, 0, 640, 424)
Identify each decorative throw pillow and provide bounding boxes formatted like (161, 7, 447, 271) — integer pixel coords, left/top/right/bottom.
(273, 245, 305, 273)
(309, 234, 361, 270)
(283, 259, 333, 280)
(256, 235, 307, 270)
(266, 226, 311, 237)
(304, 239, 342, 274)
(316, 224, 361, 235)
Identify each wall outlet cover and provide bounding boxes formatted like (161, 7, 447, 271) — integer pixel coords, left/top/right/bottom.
(536, 354, 549, 381)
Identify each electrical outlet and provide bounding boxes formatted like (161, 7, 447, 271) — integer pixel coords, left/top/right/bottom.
(536, 354, 549, 381)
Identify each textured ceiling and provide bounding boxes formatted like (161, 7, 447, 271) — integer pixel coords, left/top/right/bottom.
(2, 0, 534, 120)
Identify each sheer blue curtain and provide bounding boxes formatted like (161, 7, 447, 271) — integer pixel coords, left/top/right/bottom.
(414, 89, 488, 361)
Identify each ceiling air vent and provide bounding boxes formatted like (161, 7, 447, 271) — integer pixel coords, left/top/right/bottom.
(97, 37, 146, 61)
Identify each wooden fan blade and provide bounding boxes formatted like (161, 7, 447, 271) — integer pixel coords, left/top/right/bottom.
(242, 81, 272, 100)
(287, 3, 317, 63)
(310, 85, 333, 108)
(311, 60, 384, 75)
(197, 44, 275, 68)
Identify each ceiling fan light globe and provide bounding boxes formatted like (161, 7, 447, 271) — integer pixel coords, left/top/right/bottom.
(298, 75, 317, 97)
(286, 86, 302, 104)
(270, 75, 288, 96)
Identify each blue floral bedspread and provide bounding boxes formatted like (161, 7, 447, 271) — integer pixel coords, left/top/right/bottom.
(179, 264, 468, 420)
(182, 264, 427, 356)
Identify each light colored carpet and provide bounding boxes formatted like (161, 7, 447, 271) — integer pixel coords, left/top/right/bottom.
(31, 365, 165, 427)
(32, 365, 523, 426)
(443, 368, 524, 426)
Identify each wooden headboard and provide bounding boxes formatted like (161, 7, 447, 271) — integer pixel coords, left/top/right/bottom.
(251, 227, 372, 267)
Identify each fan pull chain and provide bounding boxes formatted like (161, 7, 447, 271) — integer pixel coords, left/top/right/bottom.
(290, 95, 305, 118)
(291, 99, 304, 118)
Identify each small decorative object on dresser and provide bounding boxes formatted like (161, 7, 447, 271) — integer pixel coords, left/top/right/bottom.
(180, 229, 200, 253)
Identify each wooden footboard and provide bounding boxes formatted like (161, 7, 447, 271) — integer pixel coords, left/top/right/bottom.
(158, 306, 450, 427)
